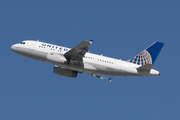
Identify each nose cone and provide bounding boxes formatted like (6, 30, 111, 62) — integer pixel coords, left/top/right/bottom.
(11, 44, 19, 54)
(11, 45, 16, 52)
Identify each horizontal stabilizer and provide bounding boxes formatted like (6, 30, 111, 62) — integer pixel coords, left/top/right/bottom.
(137, 64, 153, 71)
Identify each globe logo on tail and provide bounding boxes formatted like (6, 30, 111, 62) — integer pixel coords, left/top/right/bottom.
(129, 50, 152, 65)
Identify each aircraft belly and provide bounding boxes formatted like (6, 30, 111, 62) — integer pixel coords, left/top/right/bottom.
(95, 70, 139, 76)
(89, 63, 123, 76)
(83, 63, 97, 71)
(90, 64, 139, 76)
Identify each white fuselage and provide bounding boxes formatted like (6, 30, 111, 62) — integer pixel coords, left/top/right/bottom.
(11, 40, 159, 77)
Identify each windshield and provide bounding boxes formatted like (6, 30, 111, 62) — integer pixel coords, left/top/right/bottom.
(20, 42, 25, 44)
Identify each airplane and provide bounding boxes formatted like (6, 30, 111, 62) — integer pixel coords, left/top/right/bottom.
(11, 40, 164, 82)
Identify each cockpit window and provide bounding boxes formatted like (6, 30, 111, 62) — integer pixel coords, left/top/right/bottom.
(20, 42, 25, 44)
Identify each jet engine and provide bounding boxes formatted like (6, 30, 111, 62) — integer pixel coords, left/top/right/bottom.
(46, 53, 67, 64)
(53, 66, 78, 78)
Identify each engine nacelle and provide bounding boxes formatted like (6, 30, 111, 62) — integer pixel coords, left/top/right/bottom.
(53, 66, 77, 78)
(46, 53, 66, 64)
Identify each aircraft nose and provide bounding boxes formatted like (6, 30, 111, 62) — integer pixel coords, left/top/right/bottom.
(11, 44, 18, 52)
(11, 45, 15, 51)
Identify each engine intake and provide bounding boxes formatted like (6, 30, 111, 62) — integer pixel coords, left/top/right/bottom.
(53, 66, 77, 78)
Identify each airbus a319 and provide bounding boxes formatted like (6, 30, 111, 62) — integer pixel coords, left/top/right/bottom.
(11, 40, 164, 82)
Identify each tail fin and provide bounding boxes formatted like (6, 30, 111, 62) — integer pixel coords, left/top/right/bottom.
(129, 42, 164, 65)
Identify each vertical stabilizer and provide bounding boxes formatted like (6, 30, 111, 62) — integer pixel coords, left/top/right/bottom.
(129, 42, 164, 65)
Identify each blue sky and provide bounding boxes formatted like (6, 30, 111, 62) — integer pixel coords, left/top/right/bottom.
(1, 0, 180, 120)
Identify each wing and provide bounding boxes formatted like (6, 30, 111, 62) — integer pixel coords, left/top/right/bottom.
(64, 40, 93, 65)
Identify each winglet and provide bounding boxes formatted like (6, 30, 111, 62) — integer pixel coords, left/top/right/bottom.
(89, 39, 94, 44)
(108, 77, 113, 82)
